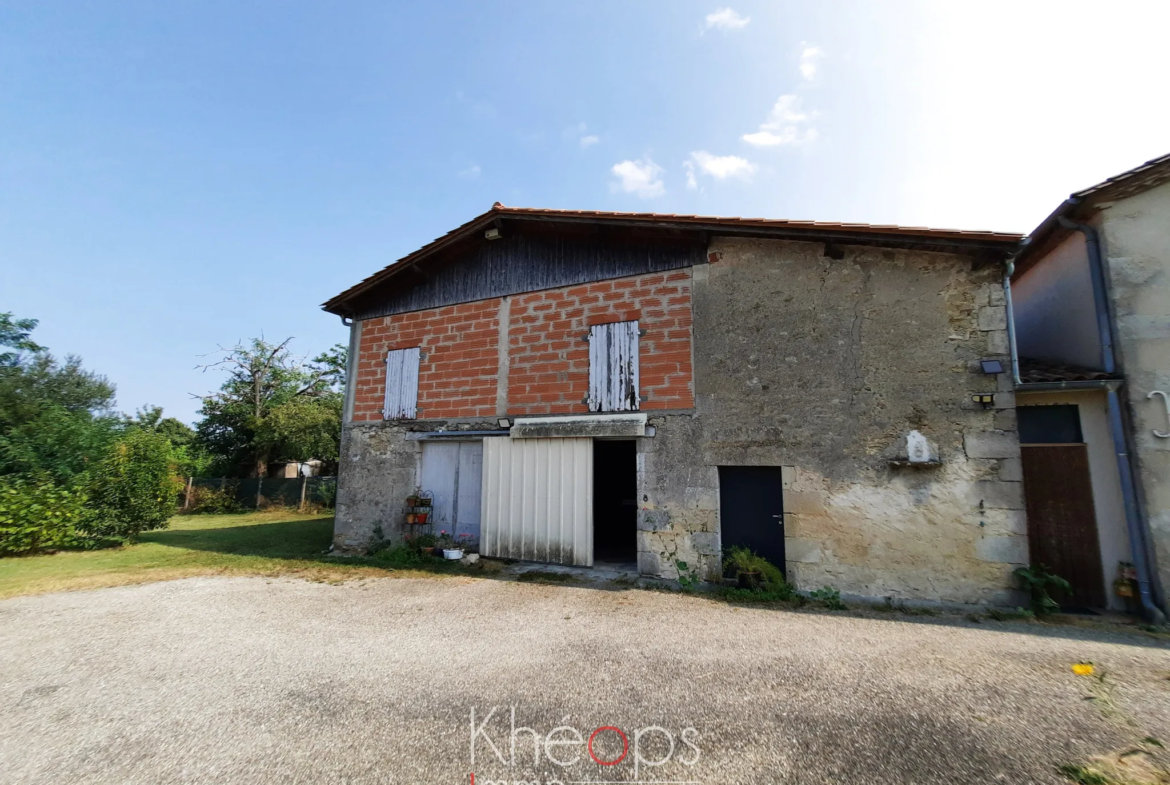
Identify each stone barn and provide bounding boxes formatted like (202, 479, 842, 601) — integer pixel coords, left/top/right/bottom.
(323, 204, 1027, 606)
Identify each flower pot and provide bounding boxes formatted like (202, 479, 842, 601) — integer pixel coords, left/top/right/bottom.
(406, 495, 419, 507)
(406, 513, 417, 524)
(421, 547, 436, 556)
(737, 570, 761, 590)
(419, 497, 433, 508)
(443, 548, 464, 560)
(416, 512, 429, 524)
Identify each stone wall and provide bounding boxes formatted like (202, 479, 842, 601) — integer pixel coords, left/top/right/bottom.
(1097, 179, 1170, 605)
(632, 237, 1027, 605)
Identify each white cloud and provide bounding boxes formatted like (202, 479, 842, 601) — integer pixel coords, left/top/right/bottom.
(689, 151, 757, 181)
(458, 164, 481, 178)
(610, 158, 665, 198)
(580, 134, 599, 149)
(799, 43, 824, 80)
(704, 7, 750, 31)
(742, 95, 818, 146)
(684, 161, 698, 190)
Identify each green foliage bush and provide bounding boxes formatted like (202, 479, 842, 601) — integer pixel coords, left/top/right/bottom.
(185, 483, 242, 515)
(0, 474, 92, 555)
(723, 546, 787, 587)
(1014, 564, 1071, 616)
(84, 430, 182, 539)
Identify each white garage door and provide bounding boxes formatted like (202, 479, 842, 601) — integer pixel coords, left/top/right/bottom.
(480, 437, 592, 566)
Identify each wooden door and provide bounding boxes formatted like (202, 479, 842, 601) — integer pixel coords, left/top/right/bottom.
(1020, 444, 1106, 608)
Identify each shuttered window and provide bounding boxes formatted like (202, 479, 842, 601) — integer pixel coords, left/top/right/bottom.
(383, 347, 420, 420)
(588, 320, 640, 412)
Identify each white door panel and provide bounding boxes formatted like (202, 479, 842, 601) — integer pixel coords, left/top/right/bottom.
(481, 437, 592, 566)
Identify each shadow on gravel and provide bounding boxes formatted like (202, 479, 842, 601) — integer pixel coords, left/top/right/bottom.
(148, 517, 1170, 649)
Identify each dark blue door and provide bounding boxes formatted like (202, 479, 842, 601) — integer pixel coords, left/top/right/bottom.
(718, 466, 785, 575)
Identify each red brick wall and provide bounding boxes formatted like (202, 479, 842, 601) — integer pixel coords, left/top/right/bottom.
(507, 269, 694, 415)
(350, 269, 694, 422)
(352, 298, 501, 421)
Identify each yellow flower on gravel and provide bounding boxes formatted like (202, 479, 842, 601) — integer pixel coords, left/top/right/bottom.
(1072, 662, 1095, 676)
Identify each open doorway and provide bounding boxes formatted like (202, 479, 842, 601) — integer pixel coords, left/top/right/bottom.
(593, 440, 637, 566)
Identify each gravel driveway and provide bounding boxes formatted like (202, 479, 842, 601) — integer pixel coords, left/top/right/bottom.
(1, 576, 1168, 784)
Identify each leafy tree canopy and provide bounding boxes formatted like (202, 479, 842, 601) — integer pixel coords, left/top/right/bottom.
(0, 315, 119, 479)
(195, 337, 345, 477)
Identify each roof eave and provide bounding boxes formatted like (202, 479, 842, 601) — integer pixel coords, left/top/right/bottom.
(323, 207, 1023, 316)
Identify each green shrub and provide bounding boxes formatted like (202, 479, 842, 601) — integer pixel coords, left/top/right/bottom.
(1014, 564, 1071, 616)
(84, 429, 182, 539)
(810, 586, 847, 610)
(185, 483, 242, 515)
(723, 546, 787, 587)
(0, 474, 90, 555)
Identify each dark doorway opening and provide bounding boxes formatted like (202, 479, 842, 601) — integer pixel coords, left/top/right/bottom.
(593, 440, 637, 565)
(719, 466, 785, 576)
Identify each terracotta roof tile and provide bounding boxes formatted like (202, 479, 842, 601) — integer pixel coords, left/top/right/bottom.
(1018, 358, 1118, 384)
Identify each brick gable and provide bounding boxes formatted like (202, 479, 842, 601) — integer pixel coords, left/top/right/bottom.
(351, 269, 694, 421)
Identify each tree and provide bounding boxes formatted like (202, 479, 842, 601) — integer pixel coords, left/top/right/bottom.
(0, 314, 119, 480)
(85, 429, 182, 539)
(0, 312, 44, 366)
(126, 405, 207, 477)
(194, 337, 344, 477)
(256, 395, 343, 467)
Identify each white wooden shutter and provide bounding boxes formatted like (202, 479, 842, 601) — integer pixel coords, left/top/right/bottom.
(587, 320, 640, 412)
(382, 347, 420, 419)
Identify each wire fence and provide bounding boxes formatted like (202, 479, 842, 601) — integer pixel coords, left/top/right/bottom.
(181, 476, 337, 512)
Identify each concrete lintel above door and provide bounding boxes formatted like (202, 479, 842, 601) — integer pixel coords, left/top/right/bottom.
(510, 413, 647, 439)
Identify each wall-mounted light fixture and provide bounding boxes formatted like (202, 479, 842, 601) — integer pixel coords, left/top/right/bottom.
(484, 228, 502, 241)
(979, 359, 1004, 375)
(497, 417, 511, 429)
(971, 394, 995, 409)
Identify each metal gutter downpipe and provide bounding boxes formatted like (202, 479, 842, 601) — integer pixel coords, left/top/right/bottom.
(1106, 385, 1163, 621)
(1058, 215, 1115, 374)
(1002, 256, 1022, 385)
(1054, 216, 1162, 621)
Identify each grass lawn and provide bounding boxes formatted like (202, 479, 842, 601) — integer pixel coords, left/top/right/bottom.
(0, 511, 405, 600)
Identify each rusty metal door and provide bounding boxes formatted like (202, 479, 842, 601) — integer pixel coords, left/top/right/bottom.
(1021, 444, 1106, 608)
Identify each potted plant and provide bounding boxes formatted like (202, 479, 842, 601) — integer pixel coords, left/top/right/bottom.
(406, 512, 417, 524)
(406, 488, 420, 507)
(416, 511, 429, 524)
(436, 531, 463, 560)
(723, 546, 780, 590)
(413, 532, 438, 556)
(418, 491, 433, 508)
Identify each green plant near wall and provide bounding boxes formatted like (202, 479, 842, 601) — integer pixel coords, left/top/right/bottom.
(676, 560, 700, 591)
(1013, 564, 1071, 616)
(723, 546, 786, 587)
(810, 586, 847, 610)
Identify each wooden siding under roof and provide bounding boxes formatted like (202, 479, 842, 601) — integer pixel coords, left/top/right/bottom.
(348, 228, 705, 320)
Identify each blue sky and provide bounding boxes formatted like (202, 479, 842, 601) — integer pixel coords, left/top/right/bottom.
(3, 1, 1168, 423)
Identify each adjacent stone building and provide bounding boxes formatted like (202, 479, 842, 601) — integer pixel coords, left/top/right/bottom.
(324, 205, 1029, 607)
(1011, 152, 1170, 620)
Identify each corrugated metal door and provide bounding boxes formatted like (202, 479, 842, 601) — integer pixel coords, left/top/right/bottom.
(383, 347, 420, 420)
(480, 437, 592, 566)
(420, 441, 483, 542)
(588, 321, 640, 412)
